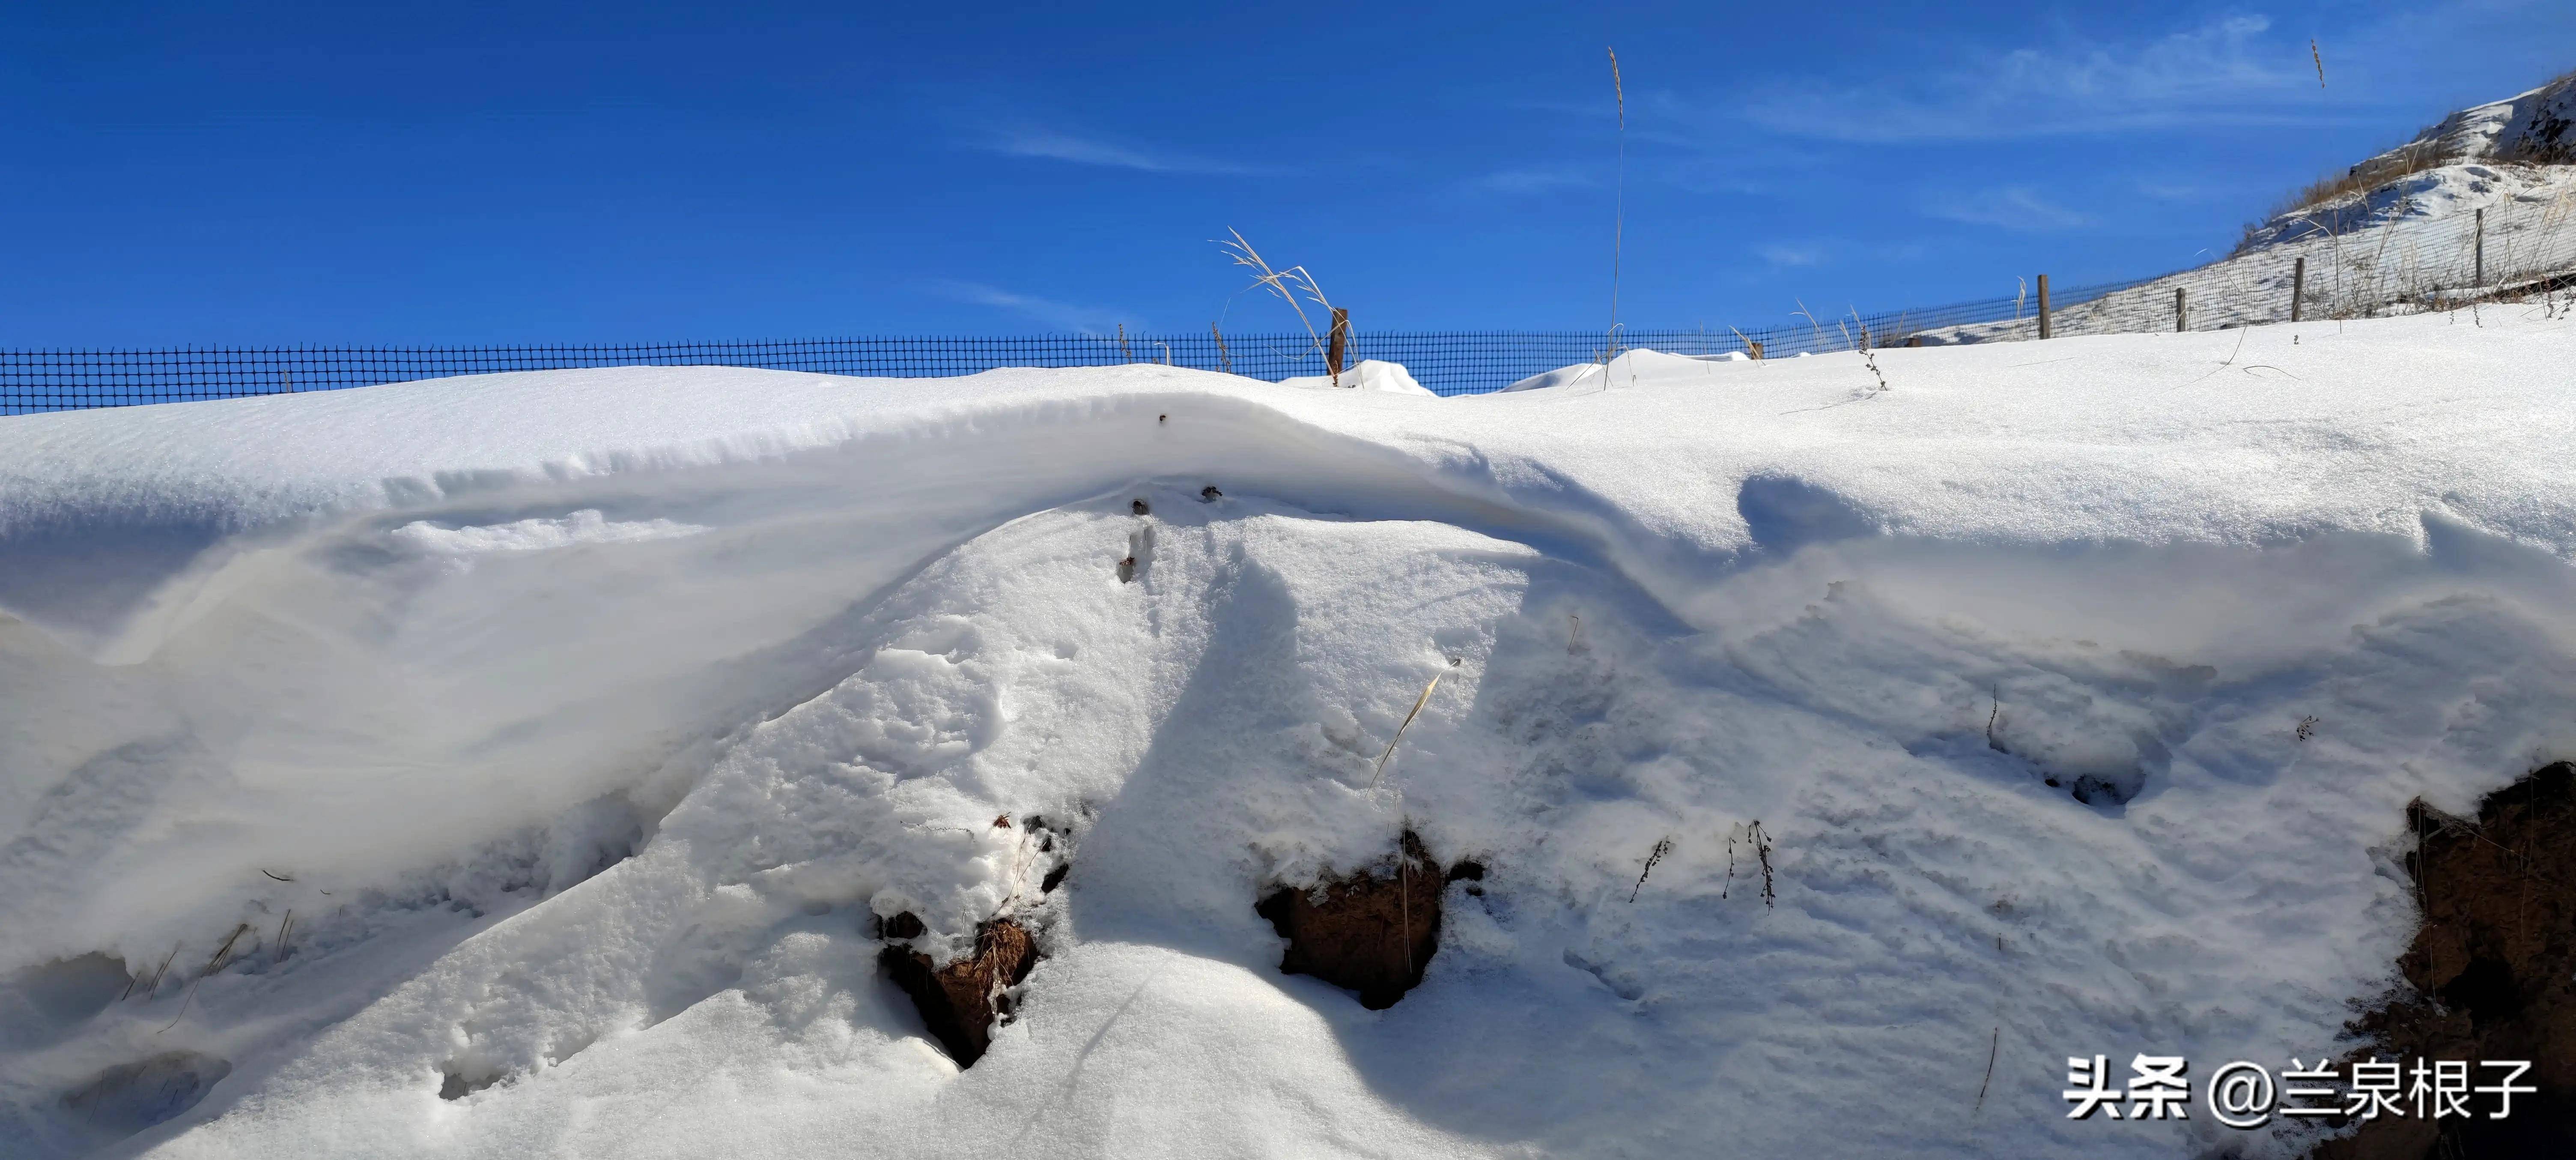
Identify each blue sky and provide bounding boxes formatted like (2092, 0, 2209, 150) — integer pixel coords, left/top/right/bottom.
(3, 1, 2569, 345)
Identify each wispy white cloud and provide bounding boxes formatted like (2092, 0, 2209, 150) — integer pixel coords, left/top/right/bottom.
(1739, 15, 2324, 142)
(980, 128, 1259, 175)
(1757, 243, 1824, 268)
(1926, 186, 2096, 231)
(1469, 166, 1598, 194)
(932, 280, 1139, 335)
(1749, 238, 1933, 270)
(2133, 178, 2236, 203)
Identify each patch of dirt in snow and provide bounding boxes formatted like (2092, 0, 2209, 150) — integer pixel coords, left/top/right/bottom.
(2321, 762, 2576, 1158)
(1255, 831, 1449, 1010)
(878, 914, 1039, 1067)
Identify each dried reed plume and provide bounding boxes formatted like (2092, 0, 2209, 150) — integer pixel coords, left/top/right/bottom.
(1217, 229, 1338, 365)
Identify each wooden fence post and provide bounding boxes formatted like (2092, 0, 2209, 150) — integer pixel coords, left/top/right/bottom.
(2291, 257, 2306, 323)
(1327, 308, 1350, 387)
(2475, 207, 2486, 286)
(2036, 275, 2052, 339)
(2175, 287, 2186, 332)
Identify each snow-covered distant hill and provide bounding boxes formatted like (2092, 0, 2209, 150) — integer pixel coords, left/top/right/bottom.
(2390, 68, 2575, 162)
(1920, 72, 2576, 346)
(2237, 70, 2576, 251)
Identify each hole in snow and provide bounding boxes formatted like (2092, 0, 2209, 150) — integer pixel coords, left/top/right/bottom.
(61, 1051, 231, 1135)
(438, 1066, 504, 1100)
(1, 952, 132, 1050)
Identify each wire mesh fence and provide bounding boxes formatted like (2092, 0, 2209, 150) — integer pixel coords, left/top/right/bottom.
(6, 185, 2571, 415)
(0, 281, 2153, 414)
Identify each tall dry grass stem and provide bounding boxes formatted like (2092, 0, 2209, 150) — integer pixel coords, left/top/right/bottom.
(1605, 47, 1626, 375)
(1370, 658, 1461, 788)
(1217, 229, 1339, 369)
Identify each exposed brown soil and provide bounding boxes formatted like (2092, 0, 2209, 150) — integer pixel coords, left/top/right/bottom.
(879, 915, 1038, 1067)
(1255, 831, 1452, 1010)
(2317, 762, 2576, 1158)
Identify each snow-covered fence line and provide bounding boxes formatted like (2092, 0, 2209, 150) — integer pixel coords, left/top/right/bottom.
(6, 196, 2569, 414)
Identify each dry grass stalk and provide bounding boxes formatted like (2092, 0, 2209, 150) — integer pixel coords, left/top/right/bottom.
(1974, 1026, 2001, 1115)
(1628, 836, 1673, 902)
(1834, 309, 1891, 394)
(159, 922, 256, 1032)
(136, 944, 179, 1000)
(1604, 46, 1626, 377)
(1217, 229, 1338, 367)
(1792, 299, 1828, 352)
(1369, 658, 1461, 788)
(1719, 820, 1776, 907)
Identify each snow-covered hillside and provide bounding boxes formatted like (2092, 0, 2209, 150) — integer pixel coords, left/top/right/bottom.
(5, 308, 2576, 1159)
(1922, 73, 2576, 346)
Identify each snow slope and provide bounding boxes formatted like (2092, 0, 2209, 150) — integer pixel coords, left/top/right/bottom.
(1918, 74, 2576, 346)
(6, 308, 2576, 1159)
(2364, 70, 2576, 170)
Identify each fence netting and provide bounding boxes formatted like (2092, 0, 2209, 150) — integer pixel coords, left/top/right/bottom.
(6, 190, 2570, 414)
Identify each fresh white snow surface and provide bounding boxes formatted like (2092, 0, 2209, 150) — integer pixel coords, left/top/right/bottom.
(5, 309, 2576, 1158)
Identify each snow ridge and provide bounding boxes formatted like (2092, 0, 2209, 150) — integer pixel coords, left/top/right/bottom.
(5, 312, 2576, 1159)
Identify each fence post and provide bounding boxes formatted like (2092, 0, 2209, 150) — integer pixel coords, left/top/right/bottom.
(2036, 275, 2052, 339)
(1327, 308, 1350, 386)
(2174, 287, 2186, 332)
(2290, 257, 2306, 323)
(2475, 208, 2486, 286)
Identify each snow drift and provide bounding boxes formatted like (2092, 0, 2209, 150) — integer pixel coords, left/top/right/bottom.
(6, 308, 2576, 1159)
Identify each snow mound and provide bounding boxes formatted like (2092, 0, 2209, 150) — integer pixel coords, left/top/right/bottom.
(1275, 358, 1437, 395)
(1502, 348, 1750, 392)
(4, 311, 2576, 1159)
